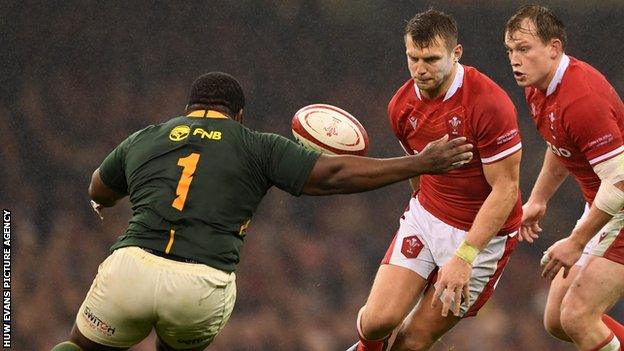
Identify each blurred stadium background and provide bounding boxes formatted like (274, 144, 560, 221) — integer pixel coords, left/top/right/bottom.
(2, 0, 623, 350)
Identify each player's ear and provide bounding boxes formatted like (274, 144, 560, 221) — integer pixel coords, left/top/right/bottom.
(235, 109, 244, 123)
(452, 44, 463, 62)
(549, 39, 563, 59)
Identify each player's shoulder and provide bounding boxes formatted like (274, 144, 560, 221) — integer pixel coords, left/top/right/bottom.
(242, 126, 292, 151)
(388, 78, 417, 115)
(559, 56, 610, 104)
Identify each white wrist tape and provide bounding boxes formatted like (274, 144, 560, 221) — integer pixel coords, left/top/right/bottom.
(593, 153, 624, 216)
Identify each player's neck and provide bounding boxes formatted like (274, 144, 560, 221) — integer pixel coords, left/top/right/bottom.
(421, 63, 457, 100)
(535, 54, 564, 93)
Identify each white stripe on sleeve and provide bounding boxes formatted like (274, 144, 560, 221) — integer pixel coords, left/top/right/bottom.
(589, 145, 624, 166)
(481, 142, 522, 164)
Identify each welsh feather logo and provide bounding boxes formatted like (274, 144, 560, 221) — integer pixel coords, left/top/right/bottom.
(323, 120, 339, 137)
(448, 116, 462, 135)
(170, 125, 190, 141)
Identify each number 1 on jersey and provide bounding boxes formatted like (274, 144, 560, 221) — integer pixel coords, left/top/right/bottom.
(172, 153, 200, 211)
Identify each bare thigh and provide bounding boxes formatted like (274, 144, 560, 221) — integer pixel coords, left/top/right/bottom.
(543, 265, 581, 341)
(390, 285, 461, 351)
(561, 256, 624, 348)
(360, 264, 428, 340)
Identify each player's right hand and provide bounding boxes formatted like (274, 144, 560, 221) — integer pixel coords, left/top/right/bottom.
(418, 135, 473, 174)
(519, 200, 546, 243)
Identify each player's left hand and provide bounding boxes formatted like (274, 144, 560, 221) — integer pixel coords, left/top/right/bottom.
(432, 255, 472, 317)
(540, 237, 583, 280)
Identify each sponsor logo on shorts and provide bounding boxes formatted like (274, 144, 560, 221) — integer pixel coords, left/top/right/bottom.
(401, 235, 423, 258)
(599, 231, 609, 242)
(170, 125, 190, 141)
(408, 115, 418, 130)
(82, 306, 116, 336)
(177, 335, 211, 345)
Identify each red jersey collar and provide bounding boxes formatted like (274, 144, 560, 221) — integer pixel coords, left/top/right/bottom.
(546, 54, 570, 96)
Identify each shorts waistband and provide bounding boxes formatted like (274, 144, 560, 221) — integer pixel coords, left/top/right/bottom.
(139, 247, 202, 264)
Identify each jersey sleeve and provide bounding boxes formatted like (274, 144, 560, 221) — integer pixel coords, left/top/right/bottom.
(563, 96, 624, 166)
(98, 133, 138, 195)
(472, 93, 522, 164)
(251, 132, 321, 196)
(387, 90, 414, 155)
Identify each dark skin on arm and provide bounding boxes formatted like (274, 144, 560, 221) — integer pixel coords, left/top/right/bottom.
(89, 170, 125, 207)
(302, 135, 473, 195)
(89, 135, 473, 210)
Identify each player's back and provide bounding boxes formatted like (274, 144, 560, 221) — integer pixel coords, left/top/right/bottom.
(388, 65, 522, 234)
(101, 110, 319, 272)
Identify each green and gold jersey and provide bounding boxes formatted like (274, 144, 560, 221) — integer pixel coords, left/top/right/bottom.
(99, 110, 321, 272)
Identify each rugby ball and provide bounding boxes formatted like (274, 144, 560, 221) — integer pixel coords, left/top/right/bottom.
(291, 104, 369, 156)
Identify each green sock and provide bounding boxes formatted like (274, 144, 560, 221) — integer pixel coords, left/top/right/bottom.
(51, 341, 83, 351)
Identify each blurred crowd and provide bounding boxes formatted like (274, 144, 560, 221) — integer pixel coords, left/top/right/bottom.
(3, 1, 623, 350)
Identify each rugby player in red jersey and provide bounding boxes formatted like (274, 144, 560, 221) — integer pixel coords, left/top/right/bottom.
(348, 9, 522, 351)
(505, 4, 624, 351)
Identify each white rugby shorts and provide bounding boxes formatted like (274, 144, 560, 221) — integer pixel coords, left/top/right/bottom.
(574, 204, 597, 267)
(75, 246, 236, 348)
(576, 203, 624, 266)
(381, 196, 518, 317)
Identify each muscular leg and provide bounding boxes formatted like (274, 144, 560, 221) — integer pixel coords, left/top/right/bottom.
(390, 285, 461, 351)
(560, 257, 624, 350)
(543, 265, 581, 341)
(360, 265, 428, 341)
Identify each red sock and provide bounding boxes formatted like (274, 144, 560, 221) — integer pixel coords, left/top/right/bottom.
(589, 331, 620, 351)
(603, 315, 624, 343)
(355, 338, 389, 351)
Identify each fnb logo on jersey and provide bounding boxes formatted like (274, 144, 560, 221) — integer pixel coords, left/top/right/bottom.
(193, 128, 222, 140)
(401, 235, 424, 258)
(546, 141, 572, 157)
(170, 125, 191, 141)
(82, 306, 116, 336)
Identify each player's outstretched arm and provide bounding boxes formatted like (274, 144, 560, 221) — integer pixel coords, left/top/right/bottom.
(521, 149, 569, 242)
(302, 135, 473, 195)
(88, 169, 126, 207)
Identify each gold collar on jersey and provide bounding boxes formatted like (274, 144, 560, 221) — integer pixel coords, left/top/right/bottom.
(187, 110, 229, 119)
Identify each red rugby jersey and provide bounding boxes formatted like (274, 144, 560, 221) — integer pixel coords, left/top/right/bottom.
(525, 55, 624, 205)
(388, 64, 522, 234)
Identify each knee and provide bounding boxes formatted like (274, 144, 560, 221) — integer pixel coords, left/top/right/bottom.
(543, 309, 568, 341)
(560, 299, 594, 338)
(360, 307, 403, 341)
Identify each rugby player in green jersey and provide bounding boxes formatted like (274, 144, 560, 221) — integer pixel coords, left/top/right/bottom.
(51, 72, 473, 351)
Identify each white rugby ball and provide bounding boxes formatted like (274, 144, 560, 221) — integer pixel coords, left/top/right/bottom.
(291, 104, 369, 156)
